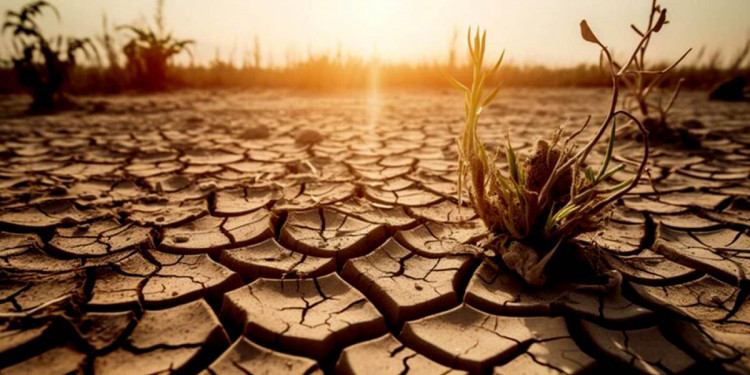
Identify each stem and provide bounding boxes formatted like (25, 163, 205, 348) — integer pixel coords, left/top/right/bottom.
(538, 45, 618, 209)
(586, 110, 649, 214)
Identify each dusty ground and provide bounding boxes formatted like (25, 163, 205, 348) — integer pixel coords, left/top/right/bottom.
(0, 88, 749, 374)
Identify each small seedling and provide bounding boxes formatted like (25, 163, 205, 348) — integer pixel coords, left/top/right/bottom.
(2, 1, 98, 110)
(450, 27, 648, 286)
(119, 0, 193, 90)
(609, 0, 691, 139)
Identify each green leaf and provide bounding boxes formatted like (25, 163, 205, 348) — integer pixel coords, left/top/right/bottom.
(506, 138, 519, 183)
(596, 117, 616, 181)
(585, 166, 595, 182)
(545, 204, 580, 232)
(607, 178, 634, 192)
(497, 175, 512, 201)
(598, 163, 625, 182)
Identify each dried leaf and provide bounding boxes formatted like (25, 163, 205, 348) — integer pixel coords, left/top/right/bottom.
(653, 9, 667, 32)
(580, 20, 600, 45)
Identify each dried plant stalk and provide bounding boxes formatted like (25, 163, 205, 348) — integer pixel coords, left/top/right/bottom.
(2, 1, 99, 110)
(451, 27, 649, 286)
(615, 0, 691, 129)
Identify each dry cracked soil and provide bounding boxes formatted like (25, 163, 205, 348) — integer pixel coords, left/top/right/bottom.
(0, 88, 749, 375)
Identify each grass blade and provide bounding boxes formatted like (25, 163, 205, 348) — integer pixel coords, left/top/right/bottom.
(596, 118, 616, 181)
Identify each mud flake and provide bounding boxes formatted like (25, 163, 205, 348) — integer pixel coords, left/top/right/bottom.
(579, 321, 695, 374)
(653, 225, 750, 286)
(94, 300, 230, 375)
(464, 264, 653, 324)
(142, 254, 242, 308)
(604, 250, 701, 286)
(126, 198, 208, 227)
(337, 334, 464, 375)
(180, 150, 244, 165)
(279, 208, 387, 262)
(125, 161, 182, 178)
(395, 219, 486, 257)
(0, 200, 103, 229)
(49, 163, 120, 179)
(1, 344, 85, 375)
(220, 273, 386, 360)
(0, 231, 42, 257)
(274, 182, 355, 211)
(89, 252, 157, 309)
(214, 186, 281, 216)
(330, 198, 416, 230)
(341, 238, 474, 325)
(630, 275, 739, 322)
(654, 213, 722, 231)
(72, 311, 136, 351)
(0, 271, 86, 315)
(48, 219, 153, 257)
(623, 197, 688, 215)
(364, 186, 442, 207)
(161, 209, 272, 253)
(407, 201, 477, 223)
(220, 238, 335, 279)
(207, 337, 322, 375)
(400, 304, 571, 373)
(493, 337, 595, 375)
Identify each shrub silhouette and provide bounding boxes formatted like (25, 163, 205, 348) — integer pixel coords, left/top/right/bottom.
(119, 0, 193, 90)
(2, 1, 97, 110)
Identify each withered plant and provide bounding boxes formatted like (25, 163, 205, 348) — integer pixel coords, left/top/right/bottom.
(119, 0, 193, 90)
(2, 1, 98, 110)
(96, 14, 126, 93)
(450, 27, 648, 286)
(611, 0, 692, 139)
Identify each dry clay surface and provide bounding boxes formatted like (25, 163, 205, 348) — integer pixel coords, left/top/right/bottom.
(1, 89, 749, 374)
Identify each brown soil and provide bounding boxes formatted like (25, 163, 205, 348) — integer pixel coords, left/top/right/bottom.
(0, 88, 749, 374)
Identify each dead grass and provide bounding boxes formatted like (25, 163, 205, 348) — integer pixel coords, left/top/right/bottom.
(452, 26, 649, 286)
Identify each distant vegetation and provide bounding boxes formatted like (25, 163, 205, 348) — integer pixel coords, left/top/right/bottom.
(600, 0, 699, 144)
(1, 1, 97, 110)
(1, 0, 749, 99)
(119, 0, 193, 90)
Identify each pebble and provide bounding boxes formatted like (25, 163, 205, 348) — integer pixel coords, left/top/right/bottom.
(295, 129, 324, 145)
(198, 181, 218, 191)
(80, 193, 98, 201)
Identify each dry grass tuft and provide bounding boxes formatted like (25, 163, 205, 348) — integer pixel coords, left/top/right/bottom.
(452, 27, 649, 286)
(610, 0, 692, 139)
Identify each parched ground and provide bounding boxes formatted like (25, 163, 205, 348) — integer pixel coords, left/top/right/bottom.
(0, 88, 749, 375)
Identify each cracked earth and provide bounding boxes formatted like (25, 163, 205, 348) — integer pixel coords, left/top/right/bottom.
(0, 88, 749, 374)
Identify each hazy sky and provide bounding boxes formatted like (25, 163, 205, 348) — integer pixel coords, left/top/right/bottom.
(1, 0, 748, 67)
